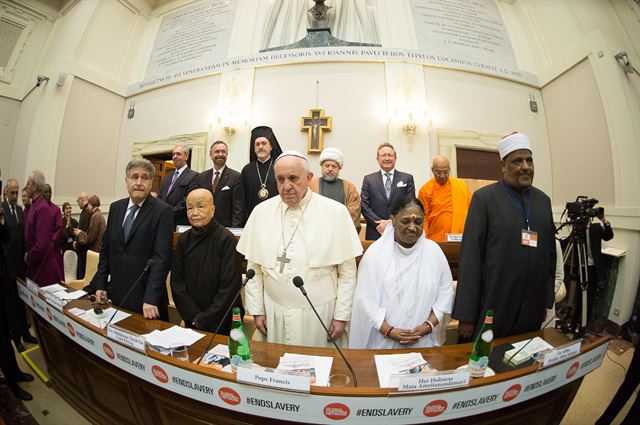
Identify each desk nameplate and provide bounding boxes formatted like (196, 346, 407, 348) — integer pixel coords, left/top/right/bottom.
(107, 324, 146, 352)
(398, 370, 470, 392)
(541, 340, 582, 368)
(236, 366, 311, 393)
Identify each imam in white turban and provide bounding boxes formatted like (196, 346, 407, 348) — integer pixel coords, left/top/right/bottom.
(498, 132, 532, 160)
(318, 147, 344, 168)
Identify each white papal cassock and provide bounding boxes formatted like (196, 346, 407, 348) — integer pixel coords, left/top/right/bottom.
(237, 189, 363, 348)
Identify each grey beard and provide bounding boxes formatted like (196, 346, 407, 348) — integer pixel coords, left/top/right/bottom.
(322, 175, 337, 182)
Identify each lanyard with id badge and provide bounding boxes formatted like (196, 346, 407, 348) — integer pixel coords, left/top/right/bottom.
(503, 182, 537, 247)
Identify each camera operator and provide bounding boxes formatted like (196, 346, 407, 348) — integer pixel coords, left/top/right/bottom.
(585, 208, 614, 331)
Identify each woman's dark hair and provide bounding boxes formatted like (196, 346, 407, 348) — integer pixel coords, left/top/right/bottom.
(390, 195, 424, 217)
(62, 202, 71, 211)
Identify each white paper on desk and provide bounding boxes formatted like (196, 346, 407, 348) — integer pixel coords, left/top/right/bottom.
(279, 353, 333, 387)
(78, 308, 130, 329)
(143, 326, 205, 349)
(67, 307, 87, 317)
(58, 290, 86, 300)
(511, 337, 554, 356)
(374, 353, 428, 388)
(40, 283, 67, 293)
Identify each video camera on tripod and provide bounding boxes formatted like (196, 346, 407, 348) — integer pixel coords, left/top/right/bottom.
(565, 196, 603, 222)
(557, 196, 605, 337)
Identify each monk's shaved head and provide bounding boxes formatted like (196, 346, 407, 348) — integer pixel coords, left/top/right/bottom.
(186, 188, 215, 228)
(431, 155, 451, 185)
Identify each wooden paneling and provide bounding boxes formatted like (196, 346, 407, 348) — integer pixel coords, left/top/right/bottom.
(456, 147, 501, 180)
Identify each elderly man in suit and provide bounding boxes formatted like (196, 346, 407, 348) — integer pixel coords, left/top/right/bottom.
(361, 142, 416, 240)
(93, 159, 173, 320)
(1, 178, 37, 352)
(158, 145, 199, 227)
(193, 140, 244, 228)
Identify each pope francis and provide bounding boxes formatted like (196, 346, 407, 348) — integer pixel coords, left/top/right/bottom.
(237, 151, 363, 348)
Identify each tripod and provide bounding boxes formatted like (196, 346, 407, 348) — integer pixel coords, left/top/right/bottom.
(561, 219, 590, 338)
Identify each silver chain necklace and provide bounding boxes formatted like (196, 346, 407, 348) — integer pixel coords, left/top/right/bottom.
(276, 194, 312, 273)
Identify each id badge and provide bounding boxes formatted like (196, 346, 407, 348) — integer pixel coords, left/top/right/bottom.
(521, 229, 538, 247)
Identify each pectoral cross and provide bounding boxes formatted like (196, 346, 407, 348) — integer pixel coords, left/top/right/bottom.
(300, 108, 331, 153)
(276, 251, 291, 273)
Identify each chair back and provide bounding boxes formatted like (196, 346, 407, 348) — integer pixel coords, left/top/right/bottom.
(63, 250, 78, 281)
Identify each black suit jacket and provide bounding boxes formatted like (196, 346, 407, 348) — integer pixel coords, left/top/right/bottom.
(589, 221, 614, 281)
(158, 167, 199, 226)
(91, 195, 173, 320)
(360, 170, 415, 240)
(1, 201, 25, 279)
(194, 167, 245, 228)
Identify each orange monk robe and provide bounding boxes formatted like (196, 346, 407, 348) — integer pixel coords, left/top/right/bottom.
(418, 177, 471, 242)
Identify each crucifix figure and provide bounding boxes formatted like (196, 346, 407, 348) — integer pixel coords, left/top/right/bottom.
(276, 251, 291, 273)
(300, 108, 332, 153)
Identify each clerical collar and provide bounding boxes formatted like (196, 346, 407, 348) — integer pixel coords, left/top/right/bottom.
(257, 156, 271, 164)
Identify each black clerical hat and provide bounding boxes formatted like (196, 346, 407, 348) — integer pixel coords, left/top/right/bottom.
(249, 126, 283, 162)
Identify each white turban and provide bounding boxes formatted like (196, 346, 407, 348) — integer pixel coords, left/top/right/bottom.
(275, 150, 309, 163)
(319, 147, 344, 168)
(498, 132, 532, 160)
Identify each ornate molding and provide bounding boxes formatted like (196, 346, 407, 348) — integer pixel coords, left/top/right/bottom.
(435, 128, 502, 177)
(0, 1, 45, 83)
(131, 132, 208, 172)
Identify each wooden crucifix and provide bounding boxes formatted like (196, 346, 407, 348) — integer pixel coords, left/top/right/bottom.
(300, 108, 332, 153)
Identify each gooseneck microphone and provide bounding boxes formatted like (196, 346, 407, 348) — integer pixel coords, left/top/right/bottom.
(197, 269, 255, 365)
(292, 276, 358, 387)
(106, 259, 154, 326)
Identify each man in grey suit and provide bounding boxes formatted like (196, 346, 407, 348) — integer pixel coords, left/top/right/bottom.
(158, 145, 199, 227)
(361, 142, 416, 240)
(1, 178, 36, 352)
(193, 140, 244, 228)
(93, 160, 173, 320)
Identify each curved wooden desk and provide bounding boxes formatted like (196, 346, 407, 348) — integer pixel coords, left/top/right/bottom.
(18, 280, 607, 425)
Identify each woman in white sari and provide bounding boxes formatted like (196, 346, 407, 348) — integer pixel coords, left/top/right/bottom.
(349, 196, 454, 349)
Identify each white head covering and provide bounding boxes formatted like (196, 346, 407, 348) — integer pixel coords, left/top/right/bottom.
(275, 150, 309, 164)
(319, 147, 344, 168)
(498, 132, 532, 160)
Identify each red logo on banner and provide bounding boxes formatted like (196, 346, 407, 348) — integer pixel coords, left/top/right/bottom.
(103, 343, 115, 359)
(152, 365, 169, 383)
(566, 361, 580, 379)
(424, 400, 448, 417)
(46, 307, 53, 321)
(324, 403, 350, 420)
(66, 322, 76, 337)
(218, 387, 241, 405)
(503, 384, 521, 402)
(30, 296, 35, 307)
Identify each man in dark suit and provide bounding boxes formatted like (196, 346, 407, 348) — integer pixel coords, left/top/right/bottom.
(0, 178, 34, 404)
(193, 140, 244, 228)
(92, 159, 173, 320)
(361, 142, 415, 240)
(158, 145, 199, 227)
(1, 178, 36, 352)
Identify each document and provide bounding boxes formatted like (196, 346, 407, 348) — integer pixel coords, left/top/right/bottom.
(374, 352, 433, 388)
(143, 325, 205, 349)
(278, 353, 333, 387)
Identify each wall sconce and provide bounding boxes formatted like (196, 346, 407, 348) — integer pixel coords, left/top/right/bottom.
(208, 114, 247, 139)
(403, 113, 417, 137)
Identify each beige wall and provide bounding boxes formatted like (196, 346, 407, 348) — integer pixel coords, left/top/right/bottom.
(543, 59, 614, 206)
(0, 96, 20, 179)
(55, 77, 124, 204)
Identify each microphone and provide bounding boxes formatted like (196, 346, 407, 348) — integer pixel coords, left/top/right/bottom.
(505, 312, 558, 367)
(106, 259, 154, 326)
(196, 269, 255, 365)
(292, 276, 358, 387)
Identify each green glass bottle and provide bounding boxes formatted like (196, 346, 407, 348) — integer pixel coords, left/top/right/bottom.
(228, 307, 251, 362)
(468, 310, 494, 378)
